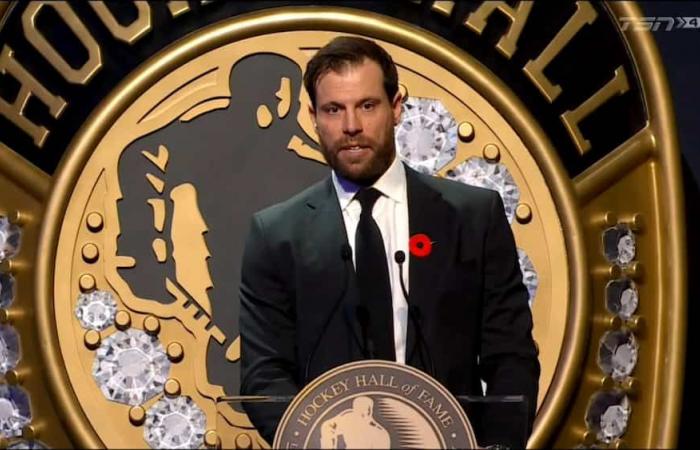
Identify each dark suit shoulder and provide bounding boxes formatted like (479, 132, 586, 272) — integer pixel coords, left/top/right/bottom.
(251, 177, 330, 235)
(413, 169, 497, 213)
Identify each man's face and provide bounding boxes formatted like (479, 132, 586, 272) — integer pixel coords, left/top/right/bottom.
(309, 58, 402, 185)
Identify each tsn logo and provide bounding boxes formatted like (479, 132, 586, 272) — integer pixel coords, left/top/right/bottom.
(620, 16, 700, 31)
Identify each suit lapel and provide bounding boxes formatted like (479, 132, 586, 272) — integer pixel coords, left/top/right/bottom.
(405, 166, 458, 369)
(302, 177, 365, 356)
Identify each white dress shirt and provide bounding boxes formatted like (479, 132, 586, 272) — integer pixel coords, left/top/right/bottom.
(331, 155, 410, 363)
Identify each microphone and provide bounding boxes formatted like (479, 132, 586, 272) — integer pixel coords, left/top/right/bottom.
(355, 305, 375, 359)
(394, 250, 436, 378)
(304, 244, 353, 384)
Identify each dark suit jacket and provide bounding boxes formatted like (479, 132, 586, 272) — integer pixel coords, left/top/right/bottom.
(239, 164, 540, 446)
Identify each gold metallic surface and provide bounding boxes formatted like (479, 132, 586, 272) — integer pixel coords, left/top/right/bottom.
(594, 314, 622, 330)
(0, 308, 20, 324)
(593, 265, 621, 279)
(515, 203, 532, 224)
(256, 104, 273, 128)
(204, 430, 221, 448)
(567, 76, 683, 449)
(0, 45, 72, 446)
(86, 212, 104, 232)
(79, 274, 96, 292)
(128, 406, 146, 426)
(114, 310, 131, 330)
(143, 315, 161, 335)
(590, 211, 619, 228)
(275, 360, 478, 448)
(83, 330, 101, 350)
(523, 1, 597, 103)
(0, 47, 68, 147)
(22, 424, 38, 440)
(1, 259, 25, 273)
(626, 316, 645, 335)
(0, 143, 50, 202)
(624, 213, 645, 232)
(6, 209, 25, 225)
(89, 1, 151, 44)
(464, 1, 533, 59)
(145, 173, 165, 193)
(457, 121, 474, 143)
(575, 127, 655, 204)
(151, 238, 167, 262)
(5, 368, 24, 385)
(166, 1, 189, 18)
(430, 1, 455, 18)
(166, 342, 184, 362)
(622, 376, 639, 394)
(482, 143, 500, 162)
(164, 378, 181, 397)
(235, 432, 253, 449)
(275, 77, 291, 119)
(562, 67, 630, 155)
(624, 261, 644, 280)
(613, 438, 626, 449)
(22, 2, 102, 85)
(81, 243, 99, 263)
(146, 199, 165, 232)
(142, 145, 169, 172)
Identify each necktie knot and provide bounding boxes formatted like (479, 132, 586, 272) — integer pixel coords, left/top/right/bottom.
(355, 188, 382, 215)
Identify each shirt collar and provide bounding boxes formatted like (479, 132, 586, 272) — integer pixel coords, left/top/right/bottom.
(331, 154, 407, 211)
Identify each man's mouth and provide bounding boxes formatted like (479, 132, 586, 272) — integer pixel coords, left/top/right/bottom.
(340, 145, 370, 152)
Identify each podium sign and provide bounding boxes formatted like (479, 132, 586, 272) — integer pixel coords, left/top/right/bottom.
(273, 361, 478, 449)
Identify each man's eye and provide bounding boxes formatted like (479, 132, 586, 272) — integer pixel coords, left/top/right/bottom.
(325, 106, 339, 114)
(362, 102, 376, 111)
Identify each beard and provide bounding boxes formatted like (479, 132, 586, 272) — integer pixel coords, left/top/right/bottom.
(319, 127, 397, 186)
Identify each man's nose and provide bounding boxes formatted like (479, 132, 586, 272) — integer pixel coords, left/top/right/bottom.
(343, 110, 362, 136)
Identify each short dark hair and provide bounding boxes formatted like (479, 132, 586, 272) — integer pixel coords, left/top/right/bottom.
(304, 36, 399, 107)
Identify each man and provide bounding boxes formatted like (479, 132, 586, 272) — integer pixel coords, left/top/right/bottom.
(320, 397, 391, 449)
(239, 36, 540, 446)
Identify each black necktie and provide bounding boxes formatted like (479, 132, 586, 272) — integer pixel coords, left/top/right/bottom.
(354, 188, 395, 360)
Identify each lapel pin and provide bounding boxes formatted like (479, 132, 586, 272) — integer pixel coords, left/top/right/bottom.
(409, 233, 433, 258)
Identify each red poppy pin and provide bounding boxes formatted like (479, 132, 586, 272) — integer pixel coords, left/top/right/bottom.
(409, 233, 433, 258)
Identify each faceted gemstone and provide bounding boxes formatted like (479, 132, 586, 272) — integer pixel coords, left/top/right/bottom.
(0, 324, 20, 374)
(396, 97, 458, 174)
(517, 248, 538, 306)
(585, 391, 631, 443)
(0, 272, 15, 309)
(605, 279, 638, 320)
(598, 330, 638, 380)
(0, 217, 21, 263)
(7, 440, 48, 449)
(144, 396, 206, 449)
(446, 157, 520, 223)
(0, 385, 31, 438)
(75, 290, 117, 331)
(92, 329, 170, 405)
(602, 225, 636, 267)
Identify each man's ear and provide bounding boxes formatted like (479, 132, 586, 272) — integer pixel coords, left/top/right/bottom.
(392, 91, 402, 125)
(308, 104, 317, 129)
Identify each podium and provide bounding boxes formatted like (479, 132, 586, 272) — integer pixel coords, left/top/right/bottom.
(223, 361, 528, 449)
